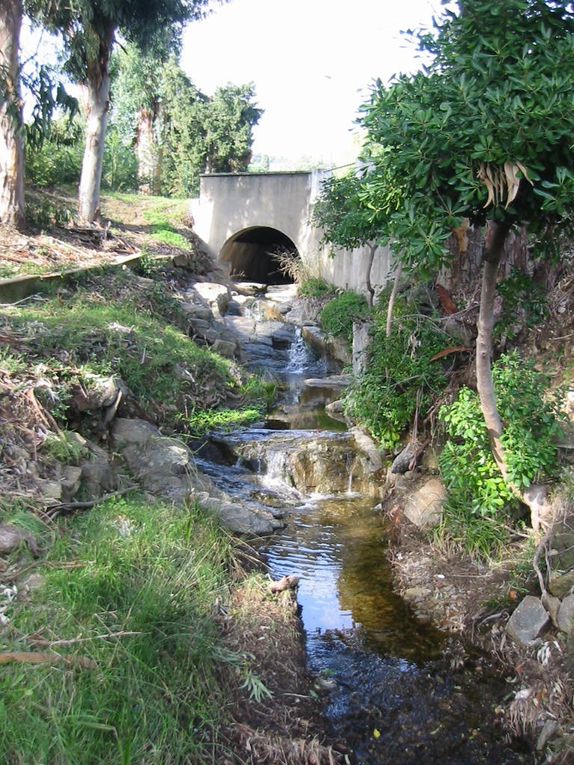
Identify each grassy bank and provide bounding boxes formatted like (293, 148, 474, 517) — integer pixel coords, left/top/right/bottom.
(1, 496, 242, 764)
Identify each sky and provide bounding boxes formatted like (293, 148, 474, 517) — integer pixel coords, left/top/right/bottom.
(182, 0, 445, 169)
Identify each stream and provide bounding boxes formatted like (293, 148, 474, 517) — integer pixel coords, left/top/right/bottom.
(200, 286, 529, 765)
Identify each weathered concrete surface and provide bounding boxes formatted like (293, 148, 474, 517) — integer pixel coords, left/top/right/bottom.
(190, 171, 393, 296)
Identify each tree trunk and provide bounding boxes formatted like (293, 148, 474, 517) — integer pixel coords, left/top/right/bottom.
(365, 243, 377, 307)
(78, 25, 114, 224)
(136, 107, 159, 195)
(386, 262, 403, 338)
(0, 0, 25, 229)
(476, 220, 511, 480)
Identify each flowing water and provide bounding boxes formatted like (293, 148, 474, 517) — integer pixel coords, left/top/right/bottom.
(203, 289, 529, 765)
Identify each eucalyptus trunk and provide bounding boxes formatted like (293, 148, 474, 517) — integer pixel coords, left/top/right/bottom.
(78, 25, 114, 224)
(476, 220, 511, 481)
(0, 0, 25, 229)
(136, 107, 159, 195)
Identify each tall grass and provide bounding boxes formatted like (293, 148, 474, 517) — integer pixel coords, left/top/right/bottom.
(0, 496, 234, 765)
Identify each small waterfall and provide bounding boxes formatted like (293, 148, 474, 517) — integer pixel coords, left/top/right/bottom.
(286, 327, 309, 372)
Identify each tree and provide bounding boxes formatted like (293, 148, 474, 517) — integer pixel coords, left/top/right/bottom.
(28, 0, 214, 222)
(317, 0, 574, 503)
(0, 0, 25, 228)
(202, 83, 262, 174)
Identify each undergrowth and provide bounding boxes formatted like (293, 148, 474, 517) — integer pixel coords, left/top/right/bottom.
(319, 290, 370, 345)
(345, 296, 451, 450)
(0, 496, 240, 764)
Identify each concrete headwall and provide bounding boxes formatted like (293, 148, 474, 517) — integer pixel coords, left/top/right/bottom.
(190, 170, 393, 296)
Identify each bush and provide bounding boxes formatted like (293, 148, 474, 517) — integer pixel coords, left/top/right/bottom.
(345, 298, 450, 449)
(320, 290, 370, 344)
(439, 352, 563, 519)
(298, 277, 335, 298)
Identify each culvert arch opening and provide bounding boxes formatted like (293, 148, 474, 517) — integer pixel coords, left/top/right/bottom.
(220, 226, 299, 285)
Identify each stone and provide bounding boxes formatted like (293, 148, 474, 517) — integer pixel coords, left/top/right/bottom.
(40, 480, 62, 501)
(81, 455, 116, 498)
(112, 418, 159, 449)
(403, 478, 446, 529)
(404, 587, 432, 602)
(212, 338, 237, 358)
(71, 374, 127, 413)
(352, 318, 372, 376)
(506, 596, 550, 646)
(557, 594, 574, 633)
(180, 301, 212, 321)
(0, 525, 39, 556)
(549, 570, 574, 599)
(304, 375, 353, 390)
(350, 427, 383, 475)
(392, 443, 418, 474)
(61, 465, 83, 501)
(232, 281, 267, 296)
(113, 418, 279, 534)
(548, 523, 574, 574)
(190, 282, 231, 317)
(536, 720, 559, 752)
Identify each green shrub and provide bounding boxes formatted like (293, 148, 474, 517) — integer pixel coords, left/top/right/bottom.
(346, 299, 450, 449)
(439, 352, 563, 519)
(298, 278, 335, 298)
(434, 354, 564, 559)
(320, 290, 370, 344)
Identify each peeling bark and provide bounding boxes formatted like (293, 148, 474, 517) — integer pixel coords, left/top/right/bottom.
(0, 0, 24, 229)
(365, 243, 377, 307)
(476, 220, 510, 481)
(78, 23, 114, 224)
(136, 107, 159, 195)
(385, 262, 403, 338)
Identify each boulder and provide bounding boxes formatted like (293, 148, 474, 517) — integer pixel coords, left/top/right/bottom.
(557, 594, 574, 633)
(112, 418, 280, 534)
(190, 282, 231, 317)
(232, 281, 267, 296)
(403, 478, 446, 529)
(70, 374, 127, 413)
(349, 427, 384, 475)
(549, 570, 574, 599)
(506, 596, 550, 646)
(0, 525, 39, 556)
(61, 465, 83, 502)
(212, 338, 238, 359)
(392, 443, 418, 474)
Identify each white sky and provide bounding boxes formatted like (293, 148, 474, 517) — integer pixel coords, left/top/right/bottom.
(182, 0, 444, 169)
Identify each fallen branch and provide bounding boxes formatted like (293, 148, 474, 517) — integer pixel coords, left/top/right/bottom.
(0, 651, 96, 669)
(29, 630, 144, 648)
(48, 486, 138, 516)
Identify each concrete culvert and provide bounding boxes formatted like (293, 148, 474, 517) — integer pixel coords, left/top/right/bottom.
(220, 226, 299, 285)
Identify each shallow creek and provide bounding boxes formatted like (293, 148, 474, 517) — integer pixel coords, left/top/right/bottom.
(200, 288, 529, 764)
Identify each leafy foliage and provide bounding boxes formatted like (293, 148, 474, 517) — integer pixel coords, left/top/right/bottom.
(320, 290, 370, 345)
(439, 353, 563, 517)
(345, 297, 450, 450)
(298, 278, 335, 298)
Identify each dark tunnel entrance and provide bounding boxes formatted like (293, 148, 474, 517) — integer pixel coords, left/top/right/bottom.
(220, 227, 299, 285)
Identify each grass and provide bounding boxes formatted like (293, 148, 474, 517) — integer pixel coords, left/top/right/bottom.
(0, 496, 237, 765)
(3, 286, 238, 425)
(141, 199, 191, 250)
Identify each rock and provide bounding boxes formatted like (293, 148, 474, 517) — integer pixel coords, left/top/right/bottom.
(81, 452, 117, 498)
(212, 338, 237, 358)
(548, 523, 574, 574)
(304, 375, 353, 390)
(0, 525, 39, 556)
(536, 720, 559, 752)
(325, 399, 347, 423)
(392, 443, 418, 474)
(404, 478, 446, 529)
(112, 418, 159, 449)
(549, 570, 574, 599)
(543, 594, 561, 627)
(191, 282, 231, 317)
(557, 594, 574, 633)
(404, 586, 432, 602)
(232, 281, 267, 296)
(71, 374, 127, 413)
(352, 318, 372, 375)
(349, 427, 383, 474)
(180, 301, 213, 321)
(61, 465, 83, 501)
(112, 418, 280, 533)
(40, 480, 62, 501)
(506, 596, 550, 646)
(523, 484, 556, 533)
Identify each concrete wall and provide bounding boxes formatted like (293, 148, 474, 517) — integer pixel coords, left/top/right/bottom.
(190, 170, 393, 296)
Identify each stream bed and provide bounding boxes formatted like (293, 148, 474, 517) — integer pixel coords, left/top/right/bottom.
(202, 288, 530, 764)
